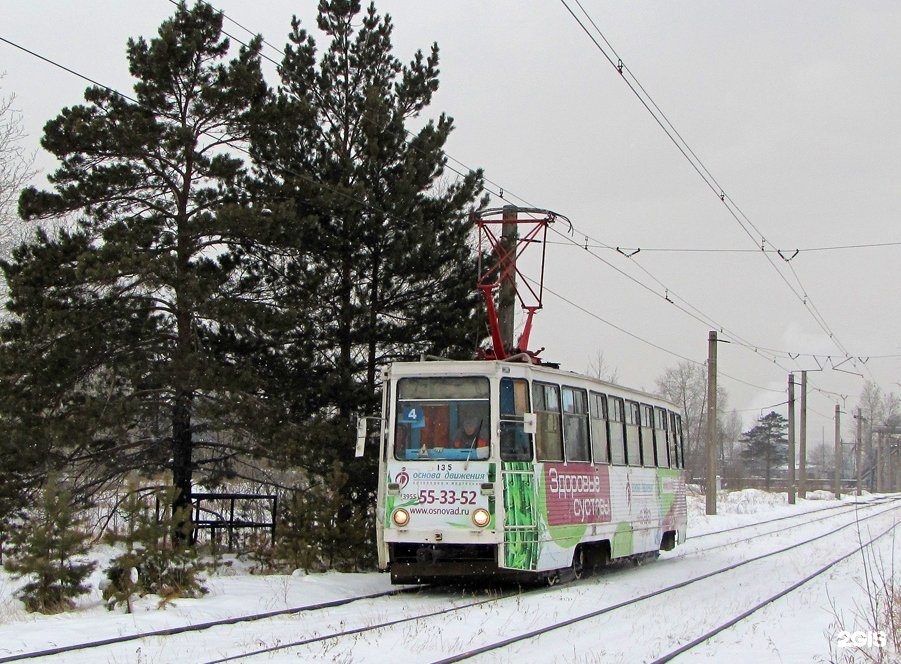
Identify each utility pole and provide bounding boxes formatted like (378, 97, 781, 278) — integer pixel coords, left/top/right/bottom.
(855, 408, 862, 496)
(787, 374, 796, 504)
(798, 371, 807, 499)
(706, 331, 718, 515)
(896, 438, 901, 492)
(834, 404, 841, 499)
(498, 206, 518, 353)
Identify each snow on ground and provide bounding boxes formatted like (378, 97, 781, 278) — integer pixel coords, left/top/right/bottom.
(0, 489, 897, 663)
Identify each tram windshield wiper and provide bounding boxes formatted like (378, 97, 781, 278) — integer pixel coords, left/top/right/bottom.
(464, 418, 483, 470)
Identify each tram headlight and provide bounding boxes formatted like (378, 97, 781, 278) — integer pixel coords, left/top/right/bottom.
(471, 508, 491, 528)
(392, 508, 410, 527)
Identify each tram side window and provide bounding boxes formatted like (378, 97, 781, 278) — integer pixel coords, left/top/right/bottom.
(562, 387, 590, 462)
(608, 396, 626, 464)
(625, 400, 642, 466)
(673, 412, 685, 469)
(533, 382, 563, 461)
(500, 377, 533, 461)
(589, 392, 610, 464)
(639, 404, 655, 467)
(668, 411, 679, 469)
(654, 407, 670, 468)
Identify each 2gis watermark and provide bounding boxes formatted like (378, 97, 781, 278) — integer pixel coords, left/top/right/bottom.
(834, 630, 887, 649)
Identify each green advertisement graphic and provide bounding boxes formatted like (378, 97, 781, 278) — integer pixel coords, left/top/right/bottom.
(385, 494, 394, 528)
(502, 462, 539, 570)
(656, 468, 677, 518)
(612, 521, 634, 558)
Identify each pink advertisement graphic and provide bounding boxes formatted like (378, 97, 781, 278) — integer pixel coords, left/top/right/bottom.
(543, 463, 612, 526)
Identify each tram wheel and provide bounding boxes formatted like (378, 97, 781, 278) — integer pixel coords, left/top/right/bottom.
(572, 547, 586, 580)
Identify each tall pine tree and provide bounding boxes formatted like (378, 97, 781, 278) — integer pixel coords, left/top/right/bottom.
(249, 2, 485, 512)
(2, 2, 268, 517)
(740, 411, 789, 490)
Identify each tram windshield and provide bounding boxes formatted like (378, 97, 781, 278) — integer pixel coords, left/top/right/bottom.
(394, 376, 490, 461)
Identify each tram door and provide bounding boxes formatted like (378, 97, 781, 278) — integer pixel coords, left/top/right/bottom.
(500, 377, 539, 571)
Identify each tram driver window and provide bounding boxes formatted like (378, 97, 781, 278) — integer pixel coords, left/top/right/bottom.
(533, 382, 563, 462)
(500, 377, 533, 461)
(394, 376, 490, 461)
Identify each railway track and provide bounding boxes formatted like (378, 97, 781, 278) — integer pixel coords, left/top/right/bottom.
(687, 493, 894, 541)
(0, 585, 428, 663)
(648, 519, 898, 663)
(5, 496, 896, 663)
(688, 493, 892, 539)
(213, 498, 897, 663)
(681, 494, 898, 556)
(433, 499, 901, 663)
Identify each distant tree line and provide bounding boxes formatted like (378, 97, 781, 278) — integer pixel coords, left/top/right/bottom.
(0, 0, 484, 565)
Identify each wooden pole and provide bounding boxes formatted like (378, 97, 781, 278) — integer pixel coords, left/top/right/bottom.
(855, 409, 862, 496)
(706, 331, 718, 516)
(834, 404, 841, 499)
(798, 371, 807, 499)
(499, 206, 518, 354)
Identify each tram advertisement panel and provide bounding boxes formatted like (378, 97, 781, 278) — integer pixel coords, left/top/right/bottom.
(543, 463, 612, 526)
(385, 461, 494, 530)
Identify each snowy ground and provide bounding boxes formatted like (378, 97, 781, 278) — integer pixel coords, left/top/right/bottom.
(0, 489, 898, 663)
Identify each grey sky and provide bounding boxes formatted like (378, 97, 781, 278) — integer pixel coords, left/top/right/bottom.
(2, 1, 900, 446)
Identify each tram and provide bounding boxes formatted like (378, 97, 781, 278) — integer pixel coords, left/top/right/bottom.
(365, 208, 687, 583)
(373, 358, 687, 583)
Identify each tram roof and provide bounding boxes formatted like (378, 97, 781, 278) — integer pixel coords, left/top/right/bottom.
(384, 359, 678, 410)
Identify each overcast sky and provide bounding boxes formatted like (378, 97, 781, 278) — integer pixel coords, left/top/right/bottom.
(2, 1, 900, 448)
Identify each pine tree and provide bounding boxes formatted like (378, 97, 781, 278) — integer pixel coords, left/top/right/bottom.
(2, 3, 268, 519)
(740, 411, 789, 491)
(275, 462, 369, 572)
(103, 484, 206, 610)
(3, 479, 96, 613)
(248, 0, 485, 545)
(102, 484, 146, 612)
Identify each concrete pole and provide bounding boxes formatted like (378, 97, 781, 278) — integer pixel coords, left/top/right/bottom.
(706, 331, 718, 516)
(798, 371, 807, 499)
(787, 374, 796, 504)
(876, 433, 884, 493)
(834, 404, 841, 499)
(855, 409, 862, 496)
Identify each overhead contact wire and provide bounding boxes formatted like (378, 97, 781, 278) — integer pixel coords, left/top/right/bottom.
(559, 0, 862, 373)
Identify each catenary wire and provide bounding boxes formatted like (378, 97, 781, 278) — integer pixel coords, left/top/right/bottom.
(559, 0, 869, 379)
(546, 239, 901, 254)
(0, 25, 878, 414)
(183, 1, 891, 380)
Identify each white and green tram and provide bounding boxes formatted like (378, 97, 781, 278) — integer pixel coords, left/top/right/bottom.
(372, 358, 688, 584)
